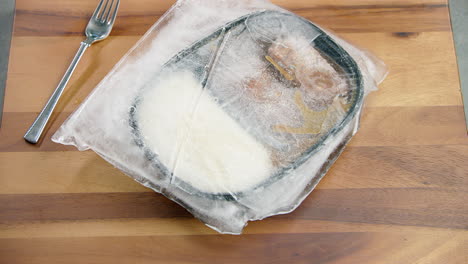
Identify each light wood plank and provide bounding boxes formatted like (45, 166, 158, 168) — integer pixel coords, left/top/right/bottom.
(1, 106, 465, 152)
(348, 106, 467, 147)
(5, 36, 137, 113)
(0, 151, 150, 194)
(4, 32, 462, 113)
(0, 145, 466, 194)
(346, 32, 462, 107)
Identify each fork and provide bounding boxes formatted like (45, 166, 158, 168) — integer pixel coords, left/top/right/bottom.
(24, 0, 120, 144)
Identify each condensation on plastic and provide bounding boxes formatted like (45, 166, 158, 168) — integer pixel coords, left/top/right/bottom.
(52, 0, 387, 234)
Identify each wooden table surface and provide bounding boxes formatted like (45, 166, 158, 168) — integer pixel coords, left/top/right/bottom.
(1, 0, 467, 263)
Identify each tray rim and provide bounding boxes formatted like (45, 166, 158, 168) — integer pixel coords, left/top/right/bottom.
(129, 10, 365, 200)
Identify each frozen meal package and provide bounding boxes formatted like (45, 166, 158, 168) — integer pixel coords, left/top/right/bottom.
(53, 0, 388, 234)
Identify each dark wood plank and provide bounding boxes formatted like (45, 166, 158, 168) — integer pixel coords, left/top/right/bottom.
(321, 145, 468, 190)
(0, 192, 191, 222)
(2, 230, 466, 264)
(13, 2, 450, 36)
(1, 187, 466, 229)
(0, 233, 372, 264)
(293, 3, 450, 33)
(285, 188, 468, 229)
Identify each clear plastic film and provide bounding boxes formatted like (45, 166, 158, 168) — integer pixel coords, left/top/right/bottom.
(52, 0, 387, 234)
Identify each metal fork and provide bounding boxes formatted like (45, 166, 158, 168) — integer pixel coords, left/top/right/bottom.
(24, 0, 120, 144)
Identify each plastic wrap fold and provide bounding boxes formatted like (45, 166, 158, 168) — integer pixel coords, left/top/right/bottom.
(52, 0, 387, 234)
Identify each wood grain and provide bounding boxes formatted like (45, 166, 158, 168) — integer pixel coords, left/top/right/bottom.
(13, 1, 451, 36)
(0, 232, 466, 264)
(1, 188, 466, 229)
(0, 145, 466, 195)
(0, 0, 467, 263)
(4, 32, 462, 113)
(1, 218, 465, 238)
(1, 106, 466, 152)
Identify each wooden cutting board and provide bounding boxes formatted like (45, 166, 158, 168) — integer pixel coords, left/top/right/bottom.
(1, 0, 467, 263)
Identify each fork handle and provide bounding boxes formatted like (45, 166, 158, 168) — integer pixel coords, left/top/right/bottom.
(24, 41, 90, 144)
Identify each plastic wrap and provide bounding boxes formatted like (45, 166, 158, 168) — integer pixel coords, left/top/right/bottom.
(52, 0, 387, 234)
